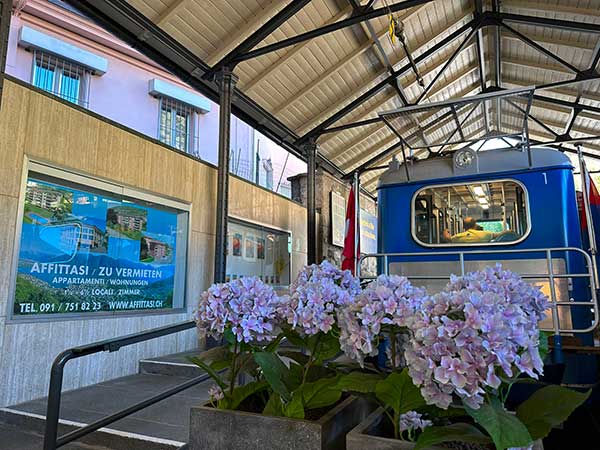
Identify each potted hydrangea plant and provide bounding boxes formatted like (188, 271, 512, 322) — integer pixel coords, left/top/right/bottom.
(188, 261, 374, 450)
(342, 266, 590, 450)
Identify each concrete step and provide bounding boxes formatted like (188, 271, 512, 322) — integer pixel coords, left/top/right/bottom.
(0, 421, 115, 450)
(139, 350, 205, 378)
(0, 372, 214, 450)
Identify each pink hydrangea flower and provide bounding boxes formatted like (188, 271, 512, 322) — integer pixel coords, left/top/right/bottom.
(208, 384, 224, 402)
(281, 260, 361, 336)
(406, 264, 550, 410)
(398, 410, 432, 433)
(194, 276, 282, 343)
(337, 274, 427, 366)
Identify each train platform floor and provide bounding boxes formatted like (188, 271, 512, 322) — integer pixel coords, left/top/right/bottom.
(0, 350, 210, 449)
(0, 421, 114, 450)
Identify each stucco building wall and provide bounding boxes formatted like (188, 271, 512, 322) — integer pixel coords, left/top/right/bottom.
(0, 79, 307, 407)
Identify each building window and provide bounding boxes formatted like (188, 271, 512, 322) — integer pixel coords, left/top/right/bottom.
(31, 50, 90, 107)
(158, 98, 196, 154)
(412, 179, 530, 246)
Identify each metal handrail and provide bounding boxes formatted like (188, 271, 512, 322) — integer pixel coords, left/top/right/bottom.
(43, 320, 199, 450)
(358, 247, 599, 335)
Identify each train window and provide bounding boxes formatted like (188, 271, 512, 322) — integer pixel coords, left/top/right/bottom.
(412, 179, 529, 246)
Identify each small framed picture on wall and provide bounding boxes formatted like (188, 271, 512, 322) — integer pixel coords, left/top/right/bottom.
(244, 233, 256, 260)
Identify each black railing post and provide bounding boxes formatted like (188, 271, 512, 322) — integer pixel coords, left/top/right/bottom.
(44, 350, 75, 450)
(214, 66, 238, 283)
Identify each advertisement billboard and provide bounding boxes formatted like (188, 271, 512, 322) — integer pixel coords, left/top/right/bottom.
(360, 209, 378, 255)
(13, 173, 188, 317)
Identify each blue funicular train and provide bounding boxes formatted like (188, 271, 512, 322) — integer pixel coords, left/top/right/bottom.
(359, 88, 599, 388)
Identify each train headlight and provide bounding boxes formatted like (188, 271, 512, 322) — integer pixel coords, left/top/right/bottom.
(453, 147, 476, 169)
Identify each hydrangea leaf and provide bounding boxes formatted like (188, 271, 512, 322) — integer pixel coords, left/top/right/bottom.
(375, 369, 426, 415)
(187, 356, 227, 390)
(465, 397, 532, 450)
(338, 372, 383, 394)
(253, 352, 291, 401)
(414, 423, 492, 450)
(235, 354, 259, 376)
(420, 405, 467, 419)
(516, 385, 590, 440)
(305, 364, 336, 383)
(229, 380, 269, 410)
(286, 362, 304, 391)
(264, 335, 284, 353)
(284, 392, 305, 419)
(263, 393, 285, 417)
(196, 345, 232, 371)
(279, 350, 310, 366)
(209, 359, 231, 371)
(223, 328, 236, 346)
(283, 330, 308, 348)
(315, 333, 341, 363)
(298, 376, 342, 410)
(538, 331, 550, 363)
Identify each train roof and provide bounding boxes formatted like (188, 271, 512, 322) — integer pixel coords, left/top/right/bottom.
(377, 147, 572, 188)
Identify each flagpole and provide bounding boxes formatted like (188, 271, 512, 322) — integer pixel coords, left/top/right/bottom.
(578, 145, 599, 289)
(353, 171, 360, 277)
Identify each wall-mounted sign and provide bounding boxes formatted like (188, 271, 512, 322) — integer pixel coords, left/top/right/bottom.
(13, 172, 188, 317)
(226, 218, 291, 286)
(330, 191, 346, 247)
(360, 209, 378, 255)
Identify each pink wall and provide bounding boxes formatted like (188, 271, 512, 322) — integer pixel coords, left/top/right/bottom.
(6, 1, 305, 196)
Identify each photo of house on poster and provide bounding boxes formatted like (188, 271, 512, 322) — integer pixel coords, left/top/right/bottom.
(15, 177, 181, 316)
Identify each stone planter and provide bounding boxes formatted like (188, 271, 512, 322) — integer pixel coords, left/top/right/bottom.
(347, 408, 544, 450)
(189, 396, 375, 450)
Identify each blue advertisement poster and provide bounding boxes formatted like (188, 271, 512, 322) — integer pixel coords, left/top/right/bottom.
(14, 176, 187, 316)
(360, 209, 378, 255)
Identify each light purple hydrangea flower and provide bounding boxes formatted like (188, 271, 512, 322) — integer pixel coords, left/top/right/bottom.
(194, 276, 282, 343)
(337, 274, 427, 367)
(398, 411, 432, 433)
(405, 264, 550, 410)
(208, 384, 224, 402)
(281, 260, 361, 336)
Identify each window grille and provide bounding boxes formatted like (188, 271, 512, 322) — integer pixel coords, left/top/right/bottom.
(158, 97, 200, 155)
(31, 50, 90, 107)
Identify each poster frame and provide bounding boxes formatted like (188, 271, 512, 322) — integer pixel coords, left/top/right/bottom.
(330, 190, 346, 248)
(228, 215, 292, 287)
(7, 157, 191, 323)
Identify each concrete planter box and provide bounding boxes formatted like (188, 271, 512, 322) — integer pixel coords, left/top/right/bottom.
(347, 408, 544, 450)
(189, 396, 375, 450)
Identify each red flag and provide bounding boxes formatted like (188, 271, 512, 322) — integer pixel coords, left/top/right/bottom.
(580, 169, 600, 231)
(341, 186, 359, 274)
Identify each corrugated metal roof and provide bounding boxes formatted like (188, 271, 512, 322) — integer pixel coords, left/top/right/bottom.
(115, 0, 600, 193)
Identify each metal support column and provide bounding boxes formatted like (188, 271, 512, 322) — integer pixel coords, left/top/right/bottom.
(213, 67, 238, 283)
(306, 139, 318, 264)
(0, 0, 11, 110)
(353, 171, 360, 274)
(579, 145, 600, 289)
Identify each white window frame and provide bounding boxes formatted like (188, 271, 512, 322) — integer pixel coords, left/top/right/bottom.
(411, 178, 532, 248)
(31, 50, 91, 107)
(158, 97, 196, 154)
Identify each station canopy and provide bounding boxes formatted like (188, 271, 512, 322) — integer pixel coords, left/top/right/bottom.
(68, 0, 600, 193)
